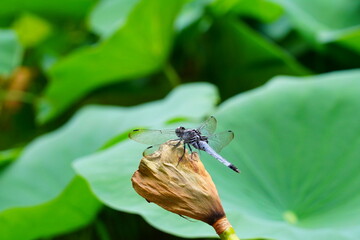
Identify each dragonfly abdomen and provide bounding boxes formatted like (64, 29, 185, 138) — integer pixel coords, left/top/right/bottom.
(197, 141, 240, 173)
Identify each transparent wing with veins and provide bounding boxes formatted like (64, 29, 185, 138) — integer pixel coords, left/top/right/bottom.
(198, 116, 234, 152)
(197, 116, 217, 136)
(128, 129, 178, 145)
(129, 129, 179, 156)
(207, 130, 234, 153)
(130, 116, 217, 145)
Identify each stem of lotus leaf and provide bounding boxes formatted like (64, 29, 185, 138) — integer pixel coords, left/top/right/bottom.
(213, 217, 240, 240)
(219, 227, 241, 240)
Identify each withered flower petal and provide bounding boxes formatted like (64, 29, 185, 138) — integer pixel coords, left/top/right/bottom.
(131, 140, 240, 239)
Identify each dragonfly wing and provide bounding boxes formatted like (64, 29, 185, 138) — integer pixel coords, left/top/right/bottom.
(143, 145, 160, 156)
(128, 129, 177, 145)
(207, 130, 234, 153)
(197, 116, 217, 136)
(145, 140, 186, 156)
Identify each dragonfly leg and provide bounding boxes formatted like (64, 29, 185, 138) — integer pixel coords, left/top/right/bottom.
(187, 143, 193, 153)
(169, 139, 182, 150)
(177, 142, 187, 166)
(178, 214, 194, 222)
(172, 139, 186, 163)
(188, 144, 199, 160)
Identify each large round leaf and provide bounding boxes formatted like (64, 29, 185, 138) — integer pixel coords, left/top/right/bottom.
(210, 69, 360, 240)
(75, 69, 360, 240)
(39, 0, 186, 123)
(0, 83, 217, 240)
(269, 0, 360, 54)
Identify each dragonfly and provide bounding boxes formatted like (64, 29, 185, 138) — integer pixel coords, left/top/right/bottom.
(128, 116, 240, 173)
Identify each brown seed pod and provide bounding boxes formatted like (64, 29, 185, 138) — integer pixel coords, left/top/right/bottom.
(131, 140, 234, 235)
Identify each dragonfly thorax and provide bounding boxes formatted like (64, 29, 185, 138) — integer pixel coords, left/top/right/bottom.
(175, 127, 208, 144)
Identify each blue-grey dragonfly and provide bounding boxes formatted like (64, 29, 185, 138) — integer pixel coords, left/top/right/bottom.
(129, 116, 239, 173)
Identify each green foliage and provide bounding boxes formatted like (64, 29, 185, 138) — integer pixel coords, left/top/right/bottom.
(0, 83, 217, 239)
(1, 0, 360, 239)
(0, 0, 94, 19)
(74, 70, 360, 240)
(0, 30, 23, 77)
(212, 0, 283, 22)
(39, 0, 187, 123)
(89, 0, 141, 38)
(270, 0, 360, 45)
(215, 70, 360, 240)
(12, 13, 53, 47)
(0, 177, 101, 240)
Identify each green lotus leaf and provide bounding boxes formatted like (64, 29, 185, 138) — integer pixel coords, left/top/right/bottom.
(212, 0, 283, 23)
(90, 0, 213, 37)
(175, 0, 213, 31)
(0, 83, 217, 239)
(0, 0, 93, 19)
(0, 29, 23, 77)
(0, 148, 21, 168)
(38, 0, 186, 123)
(75, 69, 360, 240)
(89, 0, 141, 38)
(269, 0, 360, 53)
(0, 177, 101, 240)
(318, 27, 360, 55)
(200, 19, 309, 99)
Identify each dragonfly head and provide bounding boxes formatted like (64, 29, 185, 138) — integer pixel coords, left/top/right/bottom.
(175, 126, 185, 137)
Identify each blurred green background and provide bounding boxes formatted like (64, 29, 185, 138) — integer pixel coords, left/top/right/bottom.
(1, 0, 360, 240)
